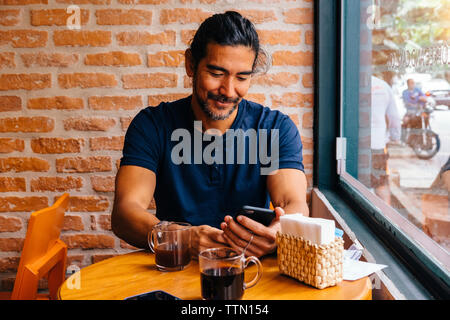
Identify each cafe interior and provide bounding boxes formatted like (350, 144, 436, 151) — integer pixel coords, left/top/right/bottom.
(0, 0, 448, 302)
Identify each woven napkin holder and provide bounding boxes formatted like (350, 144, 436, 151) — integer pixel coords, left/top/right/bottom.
(276, 232, 344, 289)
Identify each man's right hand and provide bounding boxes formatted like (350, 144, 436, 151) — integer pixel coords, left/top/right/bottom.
(190, 225, 228, 259)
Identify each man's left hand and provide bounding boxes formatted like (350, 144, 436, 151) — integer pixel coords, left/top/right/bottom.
(220, 207, 285, 257)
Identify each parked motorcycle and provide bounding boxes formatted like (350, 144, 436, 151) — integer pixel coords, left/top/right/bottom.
(401, 97, 440, 160)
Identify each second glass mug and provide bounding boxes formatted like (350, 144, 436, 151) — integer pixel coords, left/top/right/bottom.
(148, 221, 192, 271)
(199, 247, 263, 300)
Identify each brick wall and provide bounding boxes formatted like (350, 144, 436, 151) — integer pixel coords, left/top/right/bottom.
(0, 0, 314, 289)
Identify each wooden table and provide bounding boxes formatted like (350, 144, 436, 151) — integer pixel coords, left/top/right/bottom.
(58, 250, 372, 300)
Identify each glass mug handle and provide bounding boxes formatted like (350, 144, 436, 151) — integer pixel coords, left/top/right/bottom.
(148, 228, 156, 253)
(243, 256, 263, 290)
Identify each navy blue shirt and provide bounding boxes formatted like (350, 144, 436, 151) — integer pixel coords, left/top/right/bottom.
(120, 96, 304, 228)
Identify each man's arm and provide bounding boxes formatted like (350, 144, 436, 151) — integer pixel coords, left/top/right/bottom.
(267, 168, 309, 216)
(112, 165, 228, 255)
(111, 165, 160, 249)
(220, 168, 308, 257)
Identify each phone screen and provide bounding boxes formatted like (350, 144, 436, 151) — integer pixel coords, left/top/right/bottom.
(124, 290, 181, 300)
(238, 205, 276, 227)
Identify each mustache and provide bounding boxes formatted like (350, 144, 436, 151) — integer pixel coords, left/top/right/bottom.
(207, 92, 239, 104)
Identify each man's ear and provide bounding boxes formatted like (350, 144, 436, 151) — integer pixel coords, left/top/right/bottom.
(185, 49, 195, 77)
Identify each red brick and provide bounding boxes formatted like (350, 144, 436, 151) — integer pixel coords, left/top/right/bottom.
(0, 74, 51, 91)
(116, 30, 176, 46)
(95, 9, 152, 25)
(91, 254, 117, 264)
(0, 10, 20, 26)
(89, 95, 142, 110)
(117, 0, 167, 3)
(0, 96, 21, 111)
(30, 9, 89, 26)
(55, 0, 109, 3)
(283, 8, 314, 24)
(147, 50, 185, 67)
(62, 215, 84, 231)
(258, 30, 302, 45)
(302, 73, 313, 88)
(303, 154, 313, 169)
(54, 30, 111, 47)
(66, 195, 109, 212)
(0, 0, 47, 4)
(63, 117, 115, 131)
(120, 117, 132, 131)
(237, 9, 277, 24)
(0, 238, 24, 252)
(0, 177, 25, 192)
(0, 257, 19, 273)
(58, 73, 117, 89)
(90, 176, 115, 192)
(301, 136, 313, 151)
(180, 30, 195, 45)
(288, 113, 299, 126)
(89, 136, 124, 151)
(272, 51, 313, 66)
(30, 176, 83, 192)
(245, 93, 266, 105)
(302, 111, 313, 129)
(0, 117, 54, 132)
(305, 30, 314, 45)
(251, 72, 300, 87)
(0, 52, 15, 68)
(148, 94, 189, 106)
(31, 137, 84, 153)
(0, 157, 49, 172)
(122, 73, 177, 89)
(96, 214, 111, 230)
(271, 92, 314, 108)
(62, 234, 115, 249)
(0, 215, 22, 232)
(27, 96, 83, 110)
(0, 30, 47, 48)
(0, 196, 48, 212)
(0, 138, 24, 153)
(159, 8, 211, 24)
(21, 52, 79, 67)
(85, 51, 141, 66)
(56, 156, 112, 173)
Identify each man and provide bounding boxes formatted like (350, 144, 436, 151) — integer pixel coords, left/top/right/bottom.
(370, 76, 401, 205)
(111, 11, 308, 258)
(401, 78, 427, 132)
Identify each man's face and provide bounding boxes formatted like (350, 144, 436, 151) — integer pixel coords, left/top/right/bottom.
(407, 79, 415, 90)
(188, 43, 256, 121)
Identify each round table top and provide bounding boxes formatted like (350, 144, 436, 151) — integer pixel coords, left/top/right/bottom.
(58, 250, 372, 300)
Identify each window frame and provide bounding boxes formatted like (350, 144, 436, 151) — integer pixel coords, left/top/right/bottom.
(313, 0, 450, 299)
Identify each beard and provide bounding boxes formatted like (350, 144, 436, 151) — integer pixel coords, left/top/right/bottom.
(193, 75, 240, 121)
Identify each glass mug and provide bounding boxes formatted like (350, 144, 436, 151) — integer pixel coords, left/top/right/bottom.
(198, 247, 263, 300)
(148, 221, 191, 271)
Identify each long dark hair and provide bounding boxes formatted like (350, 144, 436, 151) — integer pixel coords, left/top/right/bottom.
(189, 11, 270, 73)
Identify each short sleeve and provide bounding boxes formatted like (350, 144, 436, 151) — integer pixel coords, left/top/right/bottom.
(120, 109, 162, 174)
(277, 116, 304, 172)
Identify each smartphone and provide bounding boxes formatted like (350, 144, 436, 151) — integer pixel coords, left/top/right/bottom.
(236, 205, 276, 227)
(124, 290, 181, 300)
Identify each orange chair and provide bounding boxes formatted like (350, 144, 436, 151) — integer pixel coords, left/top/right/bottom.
(0, 193, 70, 300)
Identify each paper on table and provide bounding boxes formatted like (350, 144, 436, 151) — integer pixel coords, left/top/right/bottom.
(343, 259, 387, 281)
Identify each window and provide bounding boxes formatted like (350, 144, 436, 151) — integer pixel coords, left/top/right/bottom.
(336, 0, 449, 296)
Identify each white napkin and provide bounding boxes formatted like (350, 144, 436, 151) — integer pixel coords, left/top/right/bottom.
(279, 214, 335, 245)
